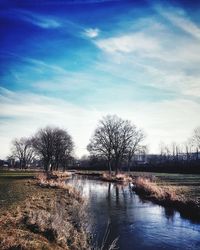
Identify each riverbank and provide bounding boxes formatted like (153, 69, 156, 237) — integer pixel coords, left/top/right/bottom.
(75, 170, 200, 221)
(1, 169, 200, 249)
(0, 171, 89, 250)
(132, 176, 200, 221)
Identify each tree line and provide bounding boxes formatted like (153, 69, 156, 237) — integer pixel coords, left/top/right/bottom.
(11, 127, 74, 171)
(8, 114, 200, 173)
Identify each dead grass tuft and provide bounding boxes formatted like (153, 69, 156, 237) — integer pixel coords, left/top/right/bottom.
(36, 173, 82, 202)
(51, 171, 72, 179)
(102, 173, 132, 183)
(36, 171, 71, 182)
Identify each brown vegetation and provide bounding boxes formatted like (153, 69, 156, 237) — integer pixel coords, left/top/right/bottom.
(76, 171, 102, 177)
(134, 177, 178, 200)
(76, 171, 132, 184)
(133, 177, 200, 220)
(37, 171, 72, 182)
(51, 171, 72, 179)
(101, 173, 132, 183)
(0, 175, 89, 250)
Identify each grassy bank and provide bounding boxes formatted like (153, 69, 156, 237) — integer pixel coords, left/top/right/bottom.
(132, 176, 200, 221)
(0, 171, 89, 250)
(131, 172, 200, 201)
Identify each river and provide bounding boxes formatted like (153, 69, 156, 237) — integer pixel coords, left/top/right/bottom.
(68, 175, 200, 250)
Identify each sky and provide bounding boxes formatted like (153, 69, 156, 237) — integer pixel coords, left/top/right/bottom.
(0, 0, 200, 159)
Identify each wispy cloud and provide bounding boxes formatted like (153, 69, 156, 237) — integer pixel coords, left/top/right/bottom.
(96, 32, 160, 53)
(93, 4, 200, 98)
(4, 9, 61, 29)
(1, 51, 67, 74)
(156, 5, 200, 40)
(84, 28, 100, 38)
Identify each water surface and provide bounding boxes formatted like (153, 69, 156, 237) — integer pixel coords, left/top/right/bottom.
(68, 175, 200, 250)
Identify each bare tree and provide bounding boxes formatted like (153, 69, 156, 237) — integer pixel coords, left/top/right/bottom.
(11, 137, 35, 169)
(126, 129, 145, 172)
(53, 127, 74, 171)
(171, 142, 180, 161)
(191, 126, 200, 160)
(191, 127, 200, 149)
(87, 115, 114, 174)
(184, 139, 194, 161)
(87, 115, 144, 174)
(32, 126, 74, 172)
(32, 127, 54, 171)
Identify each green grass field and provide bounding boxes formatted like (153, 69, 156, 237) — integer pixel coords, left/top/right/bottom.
(0, 170, 39, 214)
(0, 170, 39, 178)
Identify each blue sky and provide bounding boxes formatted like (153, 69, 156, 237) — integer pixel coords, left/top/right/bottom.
(0, 0, 200, 158)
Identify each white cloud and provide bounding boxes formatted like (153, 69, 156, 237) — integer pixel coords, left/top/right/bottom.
(156, 6, 200, 40)
(139, 64, 200, 97)
(84, 28, 100, 38)
(96, 32, 159, 53)
(93, 7, 200, 98)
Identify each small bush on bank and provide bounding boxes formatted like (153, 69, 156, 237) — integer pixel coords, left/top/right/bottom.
(101, 173, 132, 183)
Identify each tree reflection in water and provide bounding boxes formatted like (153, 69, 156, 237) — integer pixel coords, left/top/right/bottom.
(67, 175, 200, 250)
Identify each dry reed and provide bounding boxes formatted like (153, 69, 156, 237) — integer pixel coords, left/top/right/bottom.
(133, 177, 200, 220)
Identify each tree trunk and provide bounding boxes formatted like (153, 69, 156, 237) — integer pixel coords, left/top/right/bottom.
(108, 160, 112, 175)
(45, 164, 48, 172)
(127, 160, 131, 173)
(44, 160, 50, 172)
(115, 159, 119, 175)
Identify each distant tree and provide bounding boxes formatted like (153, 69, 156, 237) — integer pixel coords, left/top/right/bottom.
(191, 126, 200, 160)
(171, 142, 180, 161)
(159, 142, 172, 162)
(184, 140, 194, 161)
(126, 128, 145, 172)
(192, 127, 200, 149)
(11, 137, 35, 169)
(87, 115, 144, 174)
(32, 126, 74, 172)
